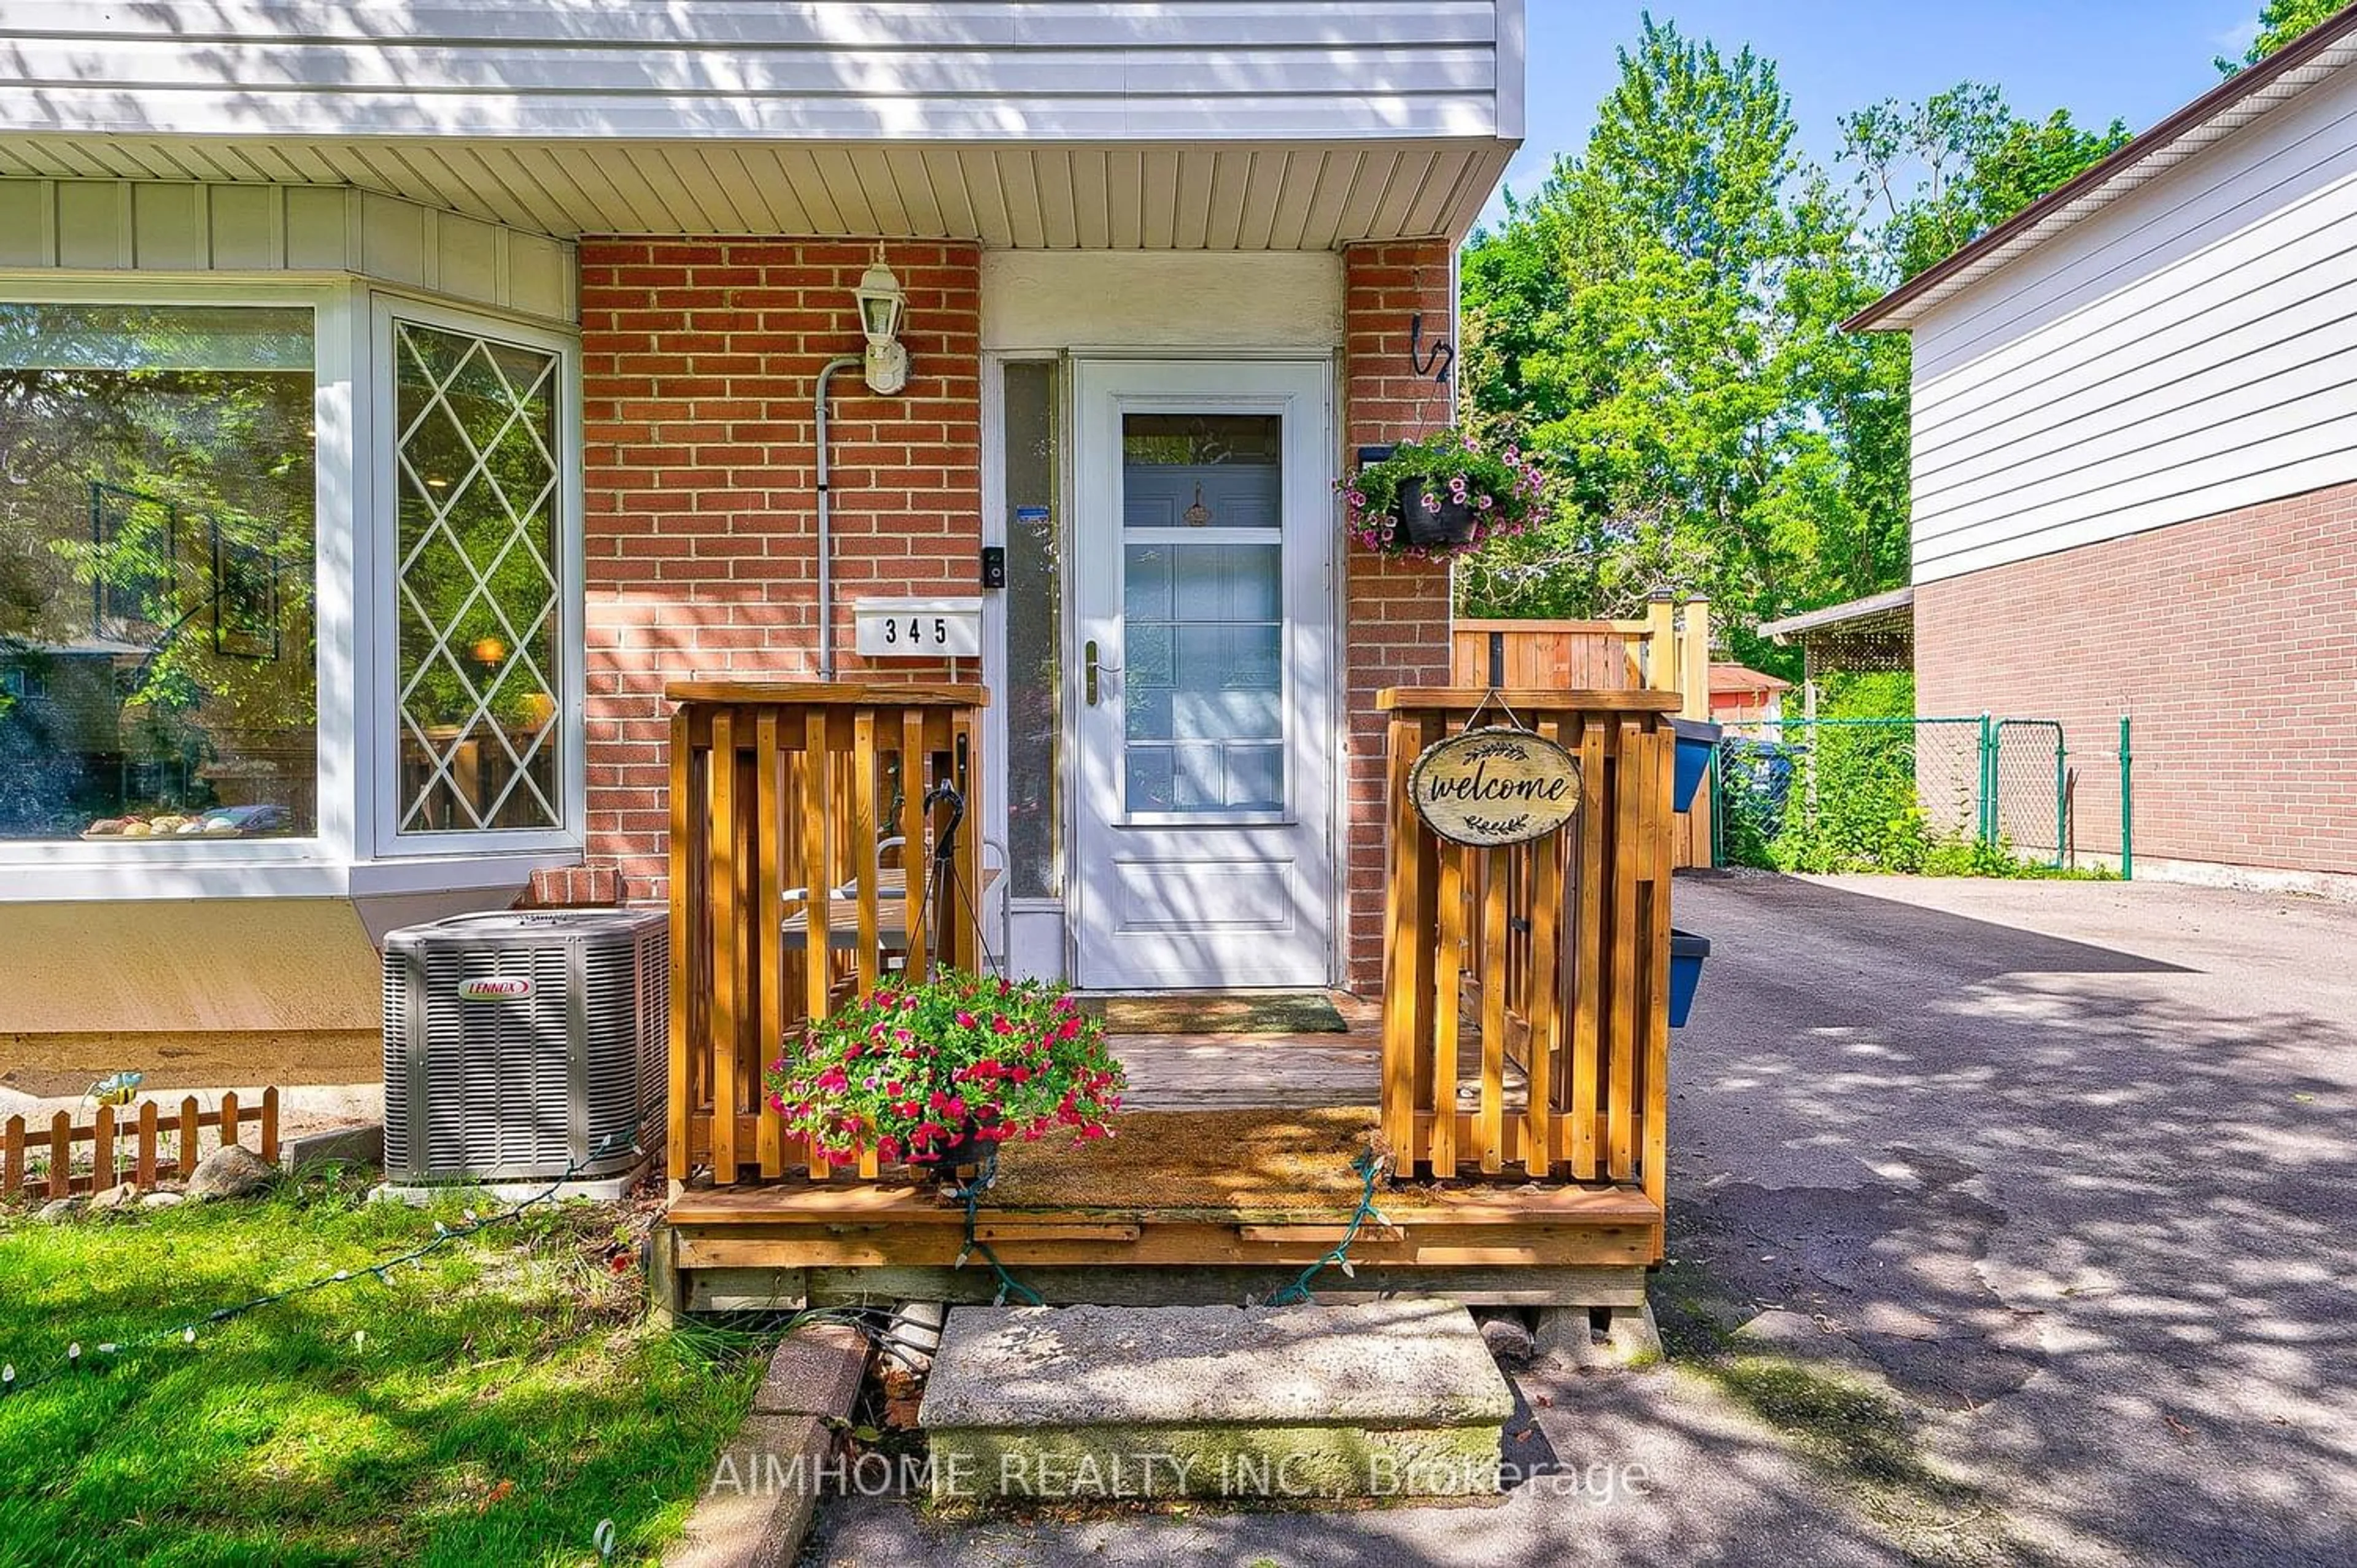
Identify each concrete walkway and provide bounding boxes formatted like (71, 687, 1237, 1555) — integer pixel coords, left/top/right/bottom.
(803, 875, 2357, 1567)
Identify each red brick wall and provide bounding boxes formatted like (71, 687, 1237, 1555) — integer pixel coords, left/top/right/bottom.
(579, 239, 982, 895)
(579, 236, 1455, 987)
(1916, 480, 2357, 875)
(1341, 242, 1458, 990)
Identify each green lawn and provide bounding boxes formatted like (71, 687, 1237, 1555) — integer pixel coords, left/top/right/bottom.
(0, 1171, 770, 1566)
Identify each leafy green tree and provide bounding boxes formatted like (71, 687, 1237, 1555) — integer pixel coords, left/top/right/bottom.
(2221, 0, 2350, 72)
(1457, 17, 1905, 665)
(1840, 87, 2131, 282)
(1456, 24, 2132, 670)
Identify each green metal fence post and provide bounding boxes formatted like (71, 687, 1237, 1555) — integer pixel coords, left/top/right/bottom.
(1709, 744, 1725, 868)
(2118, 715, 2134, 881)
(2053, 731, 2069, 869)
(1976, 714, 1997, 846)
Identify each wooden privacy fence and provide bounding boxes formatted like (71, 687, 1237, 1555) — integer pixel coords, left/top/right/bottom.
(668, 681, 987, 1188)
(1456, 603, 1714, 870)
(3, 1089, 280, 1200)
(1453, 619, 1649, 690)
(1379, 689, 1678, 1217)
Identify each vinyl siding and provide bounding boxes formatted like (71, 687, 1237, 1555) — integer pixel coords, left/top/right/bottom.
(0, 179, 576, 324)
(0, 1, 1515, 144)
(1908, 61, 2357, 583)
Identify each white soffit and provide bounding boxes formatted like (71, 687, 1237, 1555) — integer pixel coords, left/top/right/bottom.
(0, 139, 1511, 248)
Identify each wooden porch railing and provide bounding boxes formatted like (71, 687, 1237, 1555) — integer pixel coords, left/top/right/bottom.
(667, 681, 987, 1187)
(1378, 689, 1678, 1216)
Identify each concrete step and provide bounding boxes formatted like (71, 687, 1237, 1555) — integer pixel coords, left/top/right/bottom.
(917, 1297, 1514, 1502)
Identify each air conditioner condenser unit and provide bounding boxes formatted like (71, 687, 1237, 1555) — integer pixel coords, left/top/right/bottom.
(381, 908, 667, 1189)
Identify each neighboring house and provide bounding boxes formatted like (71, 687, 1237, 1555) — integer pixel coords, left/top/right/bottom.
(1706, 663, 1790, 727)
(0, 4, 1527, 1065)
(1848, 12, 2357, 887)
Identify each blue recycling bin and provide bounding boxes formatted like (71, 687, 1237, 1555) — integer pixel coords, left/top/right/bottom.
(1669, 929, 1710, 1028)
(1668, 717, 1722, 813)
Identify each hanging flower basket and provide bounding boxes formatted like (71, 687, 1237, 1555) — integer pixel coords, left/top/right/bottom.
(764, 968, 1125, 1176)
(1341, 430, 1546, 562)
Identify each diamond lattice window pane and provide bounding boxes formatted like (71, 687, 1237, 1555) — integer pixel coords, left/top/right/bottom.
(393, 322, 563, 834)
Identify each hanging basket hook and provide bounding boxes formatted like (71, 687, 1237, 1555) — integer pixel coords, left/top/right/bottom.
(1407, 312, 1455, 383)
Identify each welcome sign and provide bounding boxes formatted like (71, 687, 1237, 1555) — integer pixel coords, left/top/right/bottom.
(1409, 727, 1581, 847)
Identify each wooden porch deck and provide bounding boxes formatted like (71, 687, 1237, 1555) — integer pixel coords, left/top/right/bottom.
(660, 1005, 1657, 1314)
(654, 684, 1681, 1316)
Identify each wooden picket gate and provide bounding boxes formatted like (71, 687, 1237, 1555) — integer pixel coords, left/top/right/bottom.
(667, 681, 988, 1188)
(2, 1089, 280, 1200)
(1379, 688, 1678, 1222)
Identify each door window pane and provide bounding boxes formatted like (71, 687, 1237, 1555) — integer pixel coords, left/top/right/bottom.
(394, 321, 562, 833)
(1120, 413, 1280, 530)
(1121, 541, 1283, 814)
(1002, 362, 1062, 898)
(0, 304, 317, 841)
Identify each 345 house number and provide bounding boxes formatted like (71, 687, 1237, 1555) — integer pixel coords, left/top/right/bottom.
(853, 597, 983, 658)
(880, 614, 951, 647)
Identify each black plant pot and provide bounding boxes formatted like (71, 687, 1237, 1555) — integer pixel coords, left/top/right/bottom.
(911, 1113, 991, 1177)
(1395, 480, 1481, 549)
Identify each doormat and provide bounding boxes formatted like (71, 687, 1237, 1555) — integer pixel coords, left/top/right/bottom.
(1079, 992, 1349, 1036)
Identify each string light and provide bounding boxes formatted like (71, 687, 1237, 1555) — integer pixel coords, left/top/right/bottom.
(946, 1152, 1041, 1308)
(0, 1129, 633, 1402)
(1266, 1146, 1388, 1307)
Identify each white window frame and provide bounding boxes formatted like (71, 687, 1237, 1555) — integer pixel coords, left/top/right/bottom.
(0, 277, 584, 901)
(0, 277, 358, 898)
(365, 291, 585, 862)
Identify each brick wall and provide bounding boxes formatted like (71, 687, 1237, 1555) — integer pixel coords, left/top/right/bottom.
(1916, 479, 2357, 875)
(580, 235, 1453, 989)
(1341, 242, 1458, 991)
(579, 239, 982, 894)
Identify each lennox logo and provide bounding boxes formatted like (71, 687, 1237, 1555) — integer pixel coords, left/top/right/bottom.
(459, 976, 535, 1002)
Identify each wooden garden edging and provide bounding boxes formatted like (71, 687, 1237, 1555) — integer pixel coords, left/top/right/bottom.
(2, 1088, 280, 1200)
(1378, 688, 1677, 1232)
(668, 681, 988, 1189)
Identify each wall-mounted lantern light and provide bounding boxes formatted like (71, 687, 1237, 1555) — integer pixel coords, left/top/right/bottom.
(854, 246, 908, 395)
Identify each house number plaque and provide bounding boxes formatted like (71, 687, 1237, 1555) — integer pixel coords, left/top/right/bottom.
(853, 596, 983, 658)
(1409, 727, 1581, 848)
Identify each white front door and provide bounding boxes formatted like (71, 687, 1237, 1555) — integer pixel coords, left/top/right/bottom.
(1069, 359, 1336, 990)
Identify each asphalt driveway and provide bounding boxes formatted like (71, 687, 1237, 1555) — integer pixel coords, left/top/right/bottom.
(1658, 873, 2357, 1567)
(807, 874, 2357, 1566)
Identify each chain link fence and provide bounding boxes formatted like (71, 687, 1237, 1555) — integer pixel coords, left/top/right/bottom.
(1713, 716, 2069, 875)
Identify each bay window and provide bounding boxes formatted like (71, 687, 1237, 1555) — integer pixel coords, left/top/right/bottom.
(0, 285, 580, 894)
(391, 319, 565, 836)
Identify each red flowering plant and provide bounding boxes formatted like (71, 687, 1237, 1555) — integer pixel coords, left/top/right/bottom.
(1339, 428, 1546, 562)
(763, 968, 1124, 1172)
